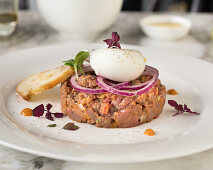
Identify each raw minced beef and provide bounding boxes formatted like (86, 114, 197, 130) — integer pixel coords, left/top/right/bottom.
(60, 73, 166, 128)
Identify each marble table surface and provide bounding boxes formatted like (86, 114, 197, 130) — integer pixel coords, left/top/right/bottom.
(0, 11, 213, 170)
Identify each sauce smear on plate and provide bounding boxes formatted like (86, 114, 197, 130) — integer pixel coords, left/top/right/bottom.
(144, 129, 155, 136)
(21, 108, 33, 116)
(167, 89, 178, 95)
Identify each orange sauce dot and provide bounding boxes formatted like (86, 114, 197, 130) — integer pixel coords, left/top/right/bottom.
(167, 89, 178, 95)
(144, 129, 155, 136)
(21, 108, 33, 116)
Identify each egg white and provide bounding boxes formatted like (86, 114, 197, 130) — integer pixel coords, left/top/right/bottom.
(90, 48, 146, 82)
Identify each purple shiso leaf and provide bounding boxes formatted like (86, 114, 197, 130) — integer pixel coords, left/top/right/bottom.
(188, 111, 200, 115)
(168, 100, 200, 116)
(172, 110, 183, 116)
(103, 39, 113, 47)
(33, 104, 44, 117)
(168, 100, 178, 108)
(172, 112, 180, 117)
(32, 103, 66, 120)
(172, 104, 184, 116)
(183, 104, 189, 111)
(46, 103, 52, 111)
(53, 113, 64, 118)
(112, 32, 120, 42)
(103, 32, 122, 49)
(63, 123, 79, 131)
(183, 104, 200, 115)
(177, 104, 183, 112)
(45, 112, 54, 121)
(112, 41, 121, 49)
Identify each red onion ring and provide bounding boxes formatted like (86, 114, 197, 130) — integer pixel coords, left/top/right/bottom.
(104, 79, 147, 90)
(71, 65, 159, 96)
(119, 66, 156, 90)
(82, 64, 151, 90)
(96, 65, 159, 96)
(70, 75, 130, 94)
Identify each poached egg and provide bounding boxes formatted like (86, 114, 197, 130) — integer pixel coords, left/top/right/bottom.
(90, 48, 146, 82)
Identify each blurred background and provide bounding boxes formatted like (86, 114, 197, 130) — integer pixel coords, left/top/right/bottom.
(20, 0, 213, 12)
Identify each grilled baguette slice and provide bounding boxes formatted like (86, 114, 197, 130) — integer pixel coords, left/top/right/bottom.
(16, 65, 74, 101)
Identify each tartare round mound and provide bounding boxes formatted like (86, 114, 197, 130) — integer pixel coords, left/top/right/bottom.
(60, 72, 166, 128)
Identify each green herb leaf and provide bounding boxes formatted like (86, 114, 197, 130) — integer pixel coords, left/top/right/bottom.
(73, 62, 78, 78)
(63, 51, 89, 78)
(75, 51, 86, 60)
(47, 124, 56, 127)
(63, 59, 75, 67)
(63, 122, 79, 131)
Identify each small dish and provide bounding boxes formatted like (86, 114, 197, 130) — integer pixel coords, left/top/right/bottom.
(139, 15, 192, 40)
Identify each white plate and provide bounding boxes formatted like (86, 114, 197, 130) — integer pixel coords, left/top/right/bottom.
(0, 43, 212, 163)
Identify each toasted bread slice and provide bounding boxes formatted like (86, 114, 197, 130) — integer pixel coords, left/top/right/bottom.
(16, 65, 74, 101)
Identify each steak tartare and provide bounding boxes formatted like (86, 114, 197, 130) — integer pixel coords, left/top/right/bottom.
(61, 73, 166, 128)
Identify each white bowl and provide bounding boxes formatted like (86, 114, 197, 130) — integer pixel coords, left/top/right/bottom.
(139, 15, 192, 40)
(37, 0, 123, 38)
